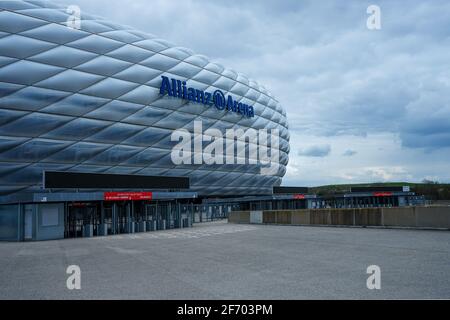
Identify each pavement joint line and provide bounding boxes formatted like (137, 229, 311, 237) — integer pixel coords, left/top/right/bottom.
(75, 224, 259, 241)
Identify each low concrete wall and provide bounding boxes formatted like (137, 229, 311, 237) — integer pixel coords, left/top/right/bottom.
(291, 210, 310, 225)
(415, 206, 450, 228)
(276, 211, 292, 224)
(310, 209, 329, 225)
(382, 207, 417, 227)
(263, 211, 276, 224)
(228, 211, 250, 224)
(228, 206, 450, 230)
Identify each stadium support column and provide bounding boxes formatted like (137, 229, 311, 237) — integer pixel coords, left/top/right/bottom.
(127, 202, 133, 233)
(112, 203, 117, 234)
(168, 202, 171, 229)
(177, 202, 182, 228)
(99, 202, 107, 236)
(17, 203, 23, 242)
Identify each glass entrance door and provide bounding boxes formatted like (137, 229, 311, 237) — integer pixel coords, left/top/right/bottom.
(65, 205, 84, 238)
(65, 203, 99, 238)
(116, 202, 130, 234)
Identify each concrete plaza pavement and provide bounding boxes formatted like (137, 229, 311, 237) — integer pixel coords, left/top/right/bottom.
(0, 221, 449, 299)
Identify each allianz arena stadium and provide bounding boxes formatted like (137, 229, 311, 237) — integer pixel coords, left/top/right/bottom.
(0, 0, 289, 196)
(0, 0, 291, 241)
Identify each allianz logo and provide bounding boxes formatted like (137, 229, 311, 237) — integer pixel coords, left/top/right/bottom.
(159, 76, 255, 118)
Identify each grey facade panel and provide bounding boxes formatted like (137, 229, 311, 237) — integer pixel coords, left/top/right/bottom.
(0, 0, 290, 196)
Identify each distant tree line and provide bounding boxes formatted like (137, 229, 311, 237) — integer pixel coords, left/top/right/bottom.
(414, 181, 450, 200)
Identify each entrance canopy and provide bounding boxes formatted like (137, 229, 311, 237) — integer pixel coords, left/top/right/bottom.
(0, 191, 197, 205)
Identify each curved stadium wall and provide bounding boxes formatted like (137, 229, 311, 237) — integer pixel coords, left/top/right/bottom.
(0, 0, 290, 196)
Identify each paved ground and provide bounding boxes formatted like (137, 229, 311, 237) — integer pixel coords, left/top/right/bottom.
(0, 221, 449, 299)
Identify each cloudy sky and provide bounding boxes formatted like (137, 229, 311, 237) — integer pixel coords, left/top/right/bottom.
(68, 0, 450, 186)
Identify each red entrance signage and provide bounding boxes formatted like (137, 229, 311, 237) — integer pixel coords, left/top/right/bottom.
(293, 194, 306, 199)
(373, 192, 393, 197)
(104, 192, 153, 201)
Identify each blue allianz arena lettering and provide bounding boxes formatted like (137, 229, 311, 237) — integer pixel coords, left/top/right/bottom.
(159, 76, 255, 118)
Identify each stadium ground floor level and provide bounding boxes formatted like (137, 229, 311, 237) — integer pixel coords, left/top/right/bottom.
(0, 202, 190, 242)
(0, 191, 231, 242)
(0, 191, 425, 242)
(203, 192, 424, 211)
